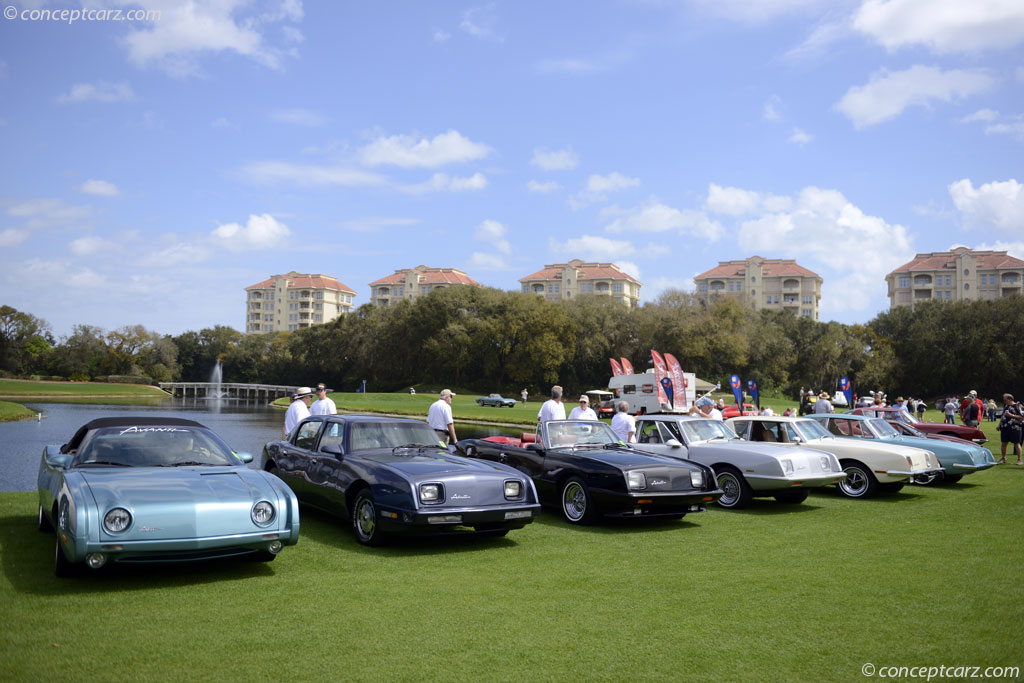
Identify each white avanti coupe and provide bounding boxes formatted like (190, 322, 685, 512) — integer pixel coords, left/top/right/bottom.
(632, 415, 846, 509)
(726, 416, 943, 499)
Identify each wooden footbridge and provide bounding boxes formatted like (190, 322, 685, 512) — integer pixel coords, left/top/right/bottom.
(158, 382, 297, 400)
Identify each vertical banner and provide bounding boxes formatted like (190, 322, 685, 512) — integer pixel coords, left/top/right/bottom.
(620, 357, 634, 375)
(663, 353, 688, 410)
(660, 377, 674, 408)
(839, 376, 853, 408)
(729, 374, 744, 409)
(746, 379, 760, 410)
(609, 358, 624, 376)
(650, 350, 670, 406)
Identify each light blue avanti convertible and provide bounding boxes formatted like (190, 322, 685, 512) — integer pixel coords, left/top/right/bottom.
(808, 413, 996, 485)
(38, 417, 300, 577)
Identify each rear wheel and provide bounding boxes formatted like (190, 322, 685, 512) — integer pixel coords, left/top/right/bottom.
(837, 461, 878, 499)
(352, 489, 386, 546)
(560, 477, 597, 524)
(942, 474, 963, 484)
(38, 504, 53, 533)
(773, 488, 809, 504)
(713, 466, 752, 509)
(878, 482, 905, 494)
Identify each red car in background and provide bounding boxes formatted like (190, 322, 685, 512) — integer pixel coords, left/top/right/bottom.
(849, 407, 987, 444)
(721, 403, 760, 419)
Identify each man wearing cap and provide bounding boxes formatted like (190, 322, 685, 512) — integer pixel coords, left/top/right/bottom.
(428, 389, 457, 445)
(813, 391, 833, 414)
(310, 383, 337, 416)
(697, 397, 723, 421)
(283, 387, 314, 438)
(537, 385, 566, 423)
(568, 395, 597, 420)
(962, 390, 982, 427)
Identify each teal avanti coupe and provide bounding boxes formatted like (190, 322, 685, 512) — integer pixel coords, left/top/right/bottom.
(38, 417, 300, 577)
(808, 413, 996, 484)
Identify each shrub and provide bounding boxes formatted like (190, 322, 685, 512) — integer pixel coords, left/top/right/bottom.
(105, 375, 154, 385)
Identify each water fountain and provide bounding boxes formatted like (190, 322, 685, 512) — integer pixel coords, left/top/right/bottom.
(209, 360, 225, 399)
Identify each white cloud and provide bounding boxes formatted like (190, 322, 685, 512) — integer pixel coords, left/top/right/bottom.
(401, 172, 488, 194)
(549, 235, 636, 260)
(5, 198, 96, 230)
(79, 179, 120, 197)
(984, 119, 1024, 142)
(530, 147, 579, 171)
(835, 65, 994, 129)
(68, 236, 109, 255)
(535, 58, 603, 75)
(568, 172, 640, 209)
(959, 108, 999, 123)
(56, 81, 134, 104)
(359, 130, 492, 168)
(784, 19, 848, 61)
(340, 217, 419, 233)
(270, 108, 326, 126)
(0, 229, 29, 247)
(433, 29, 452, 43)
(469, 252, 509, 270)
(527, 180, 561, 193)
(687, 0, 831, 22)
(136, 241, 213, 267)
(788, 127, 813, 146)
(119, 0, 303, 77)
(973, 240, 1024, 258)
(473, 219, 510, 255)
(948, 178, 1024, 233)
(733, 186, 913, 315)
(211, 117, 235, 129)
(238, 161, 386, 187)
(706, 184, 792, 215)
(763, 95, 782, 122)
(603, 199, 723, 239)
(616, 261, 641, 281)
(211, 213, 291, 251)
(459, 4, 504, 42)
(853, 0, 1024, 53)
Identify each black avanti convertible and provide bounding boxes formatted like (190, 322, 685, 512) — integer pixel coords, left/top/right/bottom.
(456, 420, 722, 524)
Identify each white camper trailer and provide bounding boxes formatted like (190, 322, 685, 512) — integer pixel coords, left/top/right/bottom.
(608, 369, 697, 414)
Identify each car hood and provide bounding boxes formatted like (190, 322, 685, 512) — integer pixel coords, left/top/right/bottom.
(554, 446, 693, 470)
(80, 466, 280, 540)
(359, 450, 518, 479)
(878, 434, 983, 462)
(804, 438, 935, 469)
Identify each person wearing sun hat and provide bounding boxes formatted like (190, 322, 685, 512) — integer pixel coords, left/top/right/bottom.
(813, 391, 833, 414)
(428, 389, 458, 445)
(568, 394, 597, 420)
(283, 386, 314, 438)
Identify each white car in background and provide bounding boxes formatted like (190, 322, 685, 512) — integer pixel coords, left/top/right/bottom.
(726, 416, 942, 499)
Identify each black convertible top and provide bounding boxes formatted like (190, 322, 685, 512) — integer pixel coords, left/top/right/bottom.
(61, 416, 207, 453)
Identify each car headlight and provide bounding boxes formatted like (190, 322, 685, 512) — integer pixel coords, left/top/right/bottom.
(627, 471, 646, 490)
(251, 501, 275, 526)
(103, 507, 131, 533)
(781, 459, 794, 474)
(690, 470, 704, 488)
(420, 483, 442, 503)
(504, 480, 522, 499)
(819, 456, 831, 471)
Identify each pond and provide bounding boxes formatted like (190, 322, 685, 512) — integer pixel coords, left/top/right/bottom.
(0, 400, 523, 493)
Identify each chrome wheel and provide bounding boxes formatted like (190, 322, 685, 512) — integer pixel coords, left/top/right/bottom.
(714, 467, 751, 509)
(838, 462, 877, 498)
(560, 477, 594, 524)
(352, 490, 383, 546)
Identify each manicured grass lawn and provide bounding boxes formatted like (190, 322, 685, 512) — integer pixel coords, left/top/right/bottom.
(0, 400, 35, 422)
(3, 467, 1022, 680)
(0, 379, 169, 398)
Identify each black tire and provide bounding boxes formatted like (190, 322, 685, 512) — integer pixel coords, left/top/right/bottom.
(773, 488, 809, 504)
(942, 474, 963, 484)
(474, 527, 510, 538)
(878, 482, 905, 493)
(352, 489, 386, 546)
(713, 466, 753, 509)
(837, 460, 878, 499)
(249, 551, 277, 562)
(38, 504, 53, 533)
(560, 476, 597, 525)
(54, 537, 77, 578)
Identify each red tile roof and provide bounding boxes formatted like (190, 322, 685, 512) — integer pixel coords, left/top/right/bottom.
(368, 267, 481, 287)
(246, 272, 356, 293)
(890, 250, 1024, 273)
(695, 259, 820, 280)
(519, 262, 641, 284)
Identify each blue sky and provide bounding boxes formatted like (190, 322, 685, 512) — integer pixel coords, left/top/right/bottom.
(1, 0, 1022, 337)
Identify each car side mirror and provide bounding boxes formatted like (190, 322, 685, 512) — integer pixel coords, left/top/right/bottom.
(321, 443, 344, 459)
(791, 436, 803, 444)
(44, 446, 72, 469)
(665, 438, 683, 448)
(446, 444, 457, 453)
(234, 451, 254, 464)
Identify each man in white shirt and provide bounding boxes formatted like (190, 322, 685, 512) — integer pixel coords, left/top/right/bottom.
(610, 401, 636, 442)
(537, 385, 566, 423)
(813, 391, 834, 414)
(761, 405, 774, 416)
(427, 389, 457, 445)
(568, 395, 597, 420)
(283, 387, 313, 438)
(310, 384, 337, 416)
(697, 397, 724, 421)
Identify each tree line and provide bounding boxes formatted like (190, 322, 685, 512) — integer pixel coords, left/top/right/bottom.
(2, 290, 1021, 400)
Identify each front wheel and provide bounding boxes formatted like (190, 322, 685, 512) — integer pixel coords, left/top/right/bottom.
(352, 489, 386, 546)
(837, 461, 878, 499)
(560, 477, 597, 525)
(942, 474, 963, 484)
(714, 466, 752, 509)
(773, 488, 809, 504)
(54, 537, 77, 578)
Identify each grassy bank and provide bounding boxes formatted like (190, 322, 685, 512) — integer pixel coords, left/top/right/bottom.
(0, 400, 36, 422)
(3, 465, 1023, 681)
(0, 379, 169, 400)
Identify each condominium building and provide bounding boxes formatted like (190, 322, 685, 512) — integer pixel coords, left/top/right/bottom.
(245, 271, 357, 333)
(694, 256, 822, 319)
(885, 247, 1024, 309)
(519, 259, 642, 307)
(368, 265, 482, 306)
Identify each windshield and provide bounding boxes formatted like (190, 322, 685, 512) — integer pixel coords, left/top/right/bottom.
(865, 418, 900, 437)
(794, 419, 832, 440)
(545, 421, 621, 448)
(350, 421, 444, 451)
(75, 426, 238, 467)
(680, 419, 735, 442)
